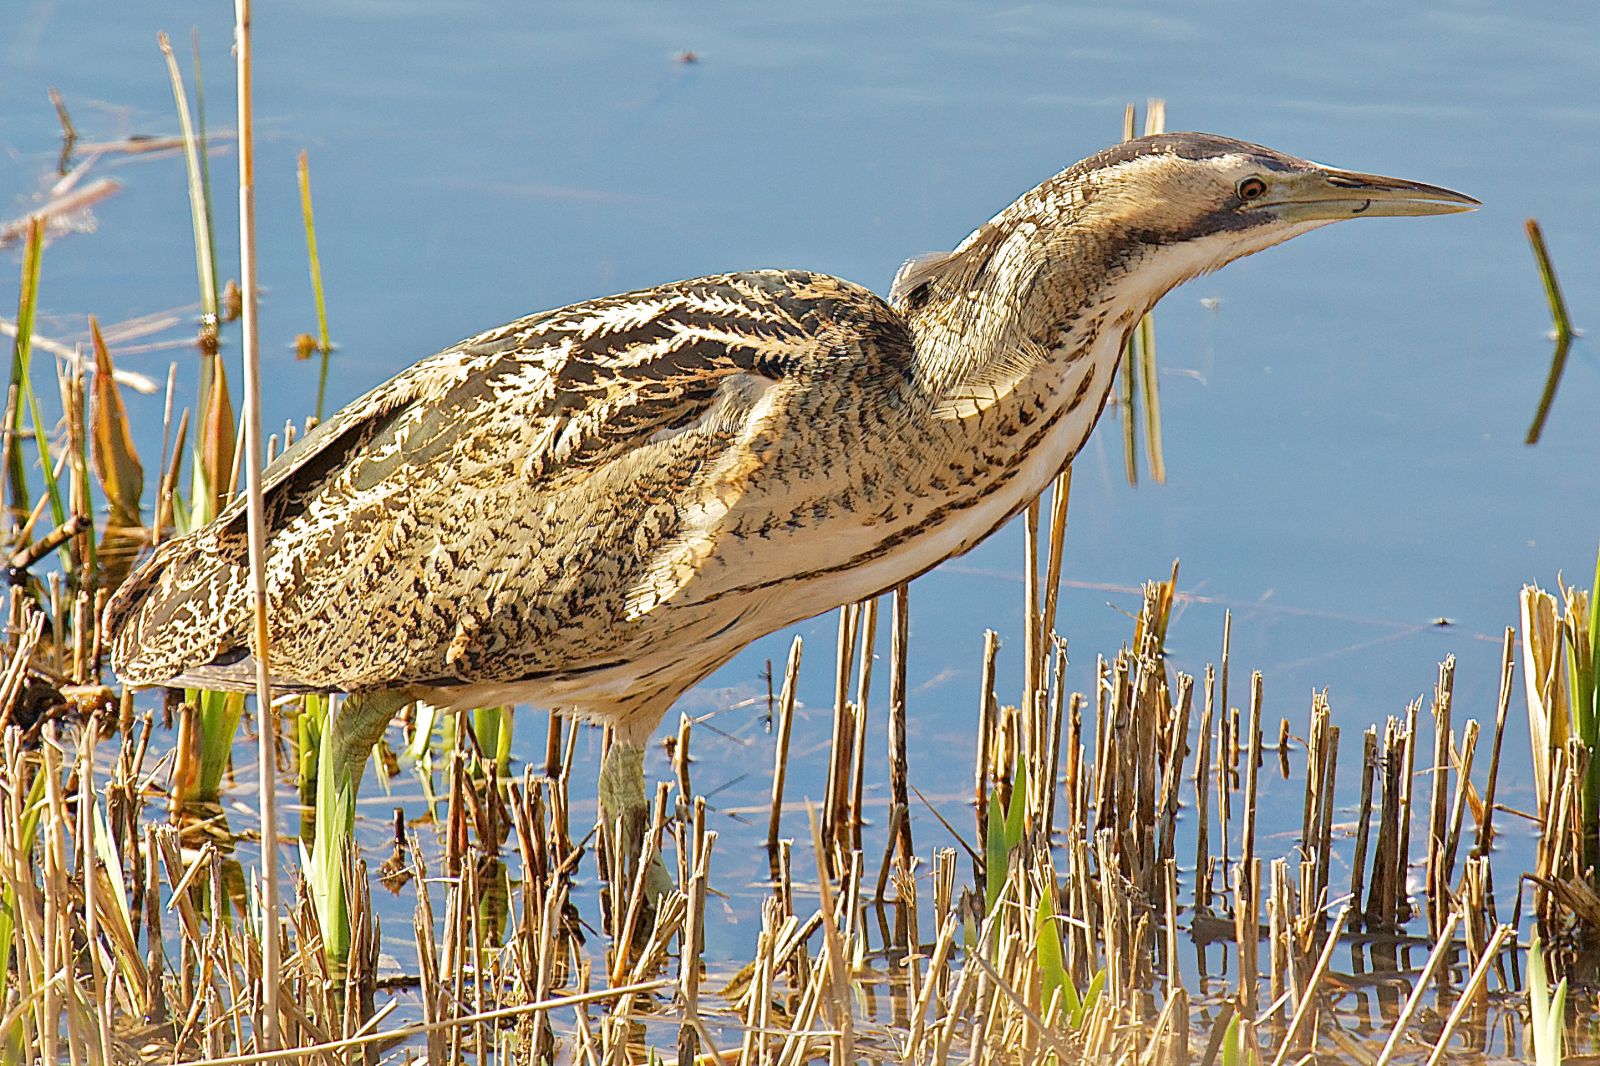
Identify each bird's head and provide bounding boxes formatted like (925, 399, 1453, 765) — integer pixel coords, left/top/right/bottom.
(893, 132, 1478, 320)
(1064, 132, 1478, 293)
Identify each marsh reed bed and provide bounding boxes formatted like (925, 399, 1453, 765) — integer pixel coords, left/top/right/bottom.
(2, 22, 1598, 1066)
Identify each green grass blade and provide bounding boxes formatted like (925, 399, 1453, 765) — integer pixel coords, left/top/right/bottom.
(1076, 968, 1104, 1029)
(6, 217, 45, 520)
(178, 687, 244, 803)
(983, 794, 1007, 916)
(5, 217, 69, 557)
(190, 30, 221, 311)
(158, 32, 218, 328)
(1004, 760, 1026, 851)
(298, 693, 328, 805)
(305, 700, 354, 962)
(1034, 890, 1076, 1027)
(296, 151, 334, 421)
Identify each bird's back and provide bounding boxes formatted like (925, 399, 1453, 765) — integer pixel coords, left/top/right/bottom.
(106, 269, 919, 703)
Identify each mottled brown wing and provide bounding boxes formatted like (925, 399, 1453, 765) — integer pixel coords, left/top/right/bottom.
(106, 269, 907, 693)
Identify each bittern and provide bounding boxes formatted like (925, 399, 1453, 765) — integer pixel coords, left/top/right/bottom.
(107, 133, 1474, 886)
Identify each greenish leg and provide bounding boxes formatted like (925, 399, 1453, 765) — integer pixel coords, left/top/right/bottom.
(598, 739, 674, 906)
(329, 687, 423, 794)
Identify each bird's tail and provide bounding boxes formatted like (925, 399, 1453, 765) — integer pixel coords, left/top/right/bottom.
(103, 531, 252, 690)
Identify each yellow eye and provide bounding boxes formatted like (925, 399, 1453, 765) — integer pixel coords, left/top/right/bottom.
(1237, 176, 1268, 201)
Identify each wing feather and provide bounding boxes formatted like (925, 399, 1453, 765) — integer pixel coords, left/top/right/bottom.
(107, 269, 909, 693)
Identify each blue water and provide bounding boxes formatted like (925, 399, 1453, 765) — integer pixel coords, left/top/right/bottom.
(5, 0, 1599, 978)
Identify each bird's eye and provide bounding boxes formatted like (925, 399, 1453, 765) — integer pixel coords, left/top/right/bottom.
(1237, 176, 1268, 201)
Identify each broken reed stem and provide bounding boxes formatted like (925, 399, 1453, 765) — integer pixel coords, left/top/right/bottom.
(767, 635, 802, 850)
(888, 583, 912, 867)
(1474, 628, 1516, 856)
(1371, 910, 1462, 1066)
(173, 979, 673, 1066)
(976, 628, 999, 853)
(1423, 923, 1514, 1066)
(1269, 902, 1351, 1066)
(1243, 671, 1263, 871)
(233, 0, 280, 1046)
(1024, 498, 1041, 706)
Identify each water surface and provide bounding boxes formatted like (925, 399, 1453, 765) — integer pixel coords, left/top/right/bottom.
(4, 0, 1598, 977)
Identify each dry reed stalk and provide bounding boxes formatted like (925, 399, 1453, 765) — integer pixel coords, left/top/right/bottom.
(227, 0, 282, 1048)
(1422, 923, 1514, 1066)
(1193, 671, 1214, 915)
(1425, 657, 1456, 936)
(1157, 673, 1193, 870)
(678, 710, 697, 800)
(1039, 469, 1071, 650)
(1234, 858, 1261, 1025)
(1350, 727, 1378, 922)
(1474, 627, 1517, 856)
(1242, 671, 1263, 873)
(1270, 902, 1351, 1066)
(889, 583, 913, 868)
(1397, 696, 1422, 925)
(1216, 703, 1232, 885)
(1315, 722, 1341, 913)
(1441, 719, 1479, 895)
(975, 629, 999, 849)
(824, 601, 862, 862)
(764, 630, 800, 845)
(1269, 859, 1288, 1015)
(1371, 910, 1463, 1066)
(1024, 498, 1041, 707)
(806, 805, 856, 1062)
(847, 595, 879, 855)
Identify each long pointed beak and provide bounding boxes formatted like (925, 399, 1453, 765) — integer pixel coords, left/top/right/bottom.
(1259, 168, 1480, 222)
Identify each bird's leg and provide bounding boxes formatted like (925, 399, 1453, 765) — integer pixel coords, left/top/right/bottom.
(328, 687, 424, 794)
(598, 733, 674, 910)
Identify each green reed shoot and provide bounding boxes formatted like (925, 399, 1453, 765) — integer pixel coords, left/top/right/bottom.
(173, 689, 245, 806)
(473, 705, 513, 779)
(1219, 1013, 1258, 1066)
(301, 699, 355, 962)
(157, 31, 245, 801)
(1528, 933, 1568, 1066)
(1569, 546, 1599, 870)
(5, 218, 44, 522)
(160, 30, 235, 532)
(296, 151, 334, 421)
(190, 30, 221, 310)
(0, 765, 46, 1001)
(983, 765, 1026, 916)
(0, 765, 46, 1066)
(1034, 889, 1100, 1030)
(298, 693, 329, 806)
(1525, 219, 1579, 445)
(6, 219, 69, 556)
(159, 32, 219, 348)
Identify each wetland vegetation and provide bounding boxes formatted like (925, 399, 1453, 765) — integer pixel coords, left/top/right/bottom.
(2, 7, 1598, 1065)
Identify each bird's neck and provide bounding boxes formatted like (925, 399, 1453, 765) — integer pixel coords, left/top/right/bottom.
(902, 219, 1174, 422)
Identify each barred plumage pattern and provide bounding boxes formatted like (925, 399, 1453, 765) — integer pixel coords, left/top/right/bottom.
(106, 132, 1471, 746)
